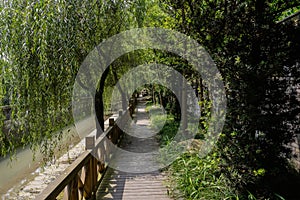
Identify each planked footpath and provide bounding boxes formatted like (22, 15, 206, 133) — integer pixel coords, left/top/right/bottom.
(96, 101, 172, 200)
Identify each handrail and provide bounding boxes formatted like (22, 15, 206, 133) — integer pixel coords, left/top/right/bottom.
(35, 99, 136, 200)
(35, 151, 93, 199)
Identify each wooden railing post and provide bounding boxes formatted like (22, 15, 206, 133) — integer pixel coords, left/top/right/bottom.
(118, 110, 124, 137)
(109, 118, 115, 143)
(109, 118, 115, 127)
(83, 136, 97, 199)
(129, 98, 134, 117)
(85, 136, 95, 150)
(119, 110, 123, 116)
(64, 177, 79, 200)
(97, 142, 105, 173)
(92, 156, 98, 190)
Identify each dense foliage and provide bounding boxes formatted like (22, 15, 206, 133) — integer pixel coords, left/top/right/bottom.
(0, 0, 149, 157)
(1, 0, 300, 198)
(158, 0, 300, 198)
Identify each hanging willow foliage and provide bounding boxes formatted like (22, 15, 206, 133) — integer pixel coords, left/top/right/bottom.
(0, 0, 144, 158)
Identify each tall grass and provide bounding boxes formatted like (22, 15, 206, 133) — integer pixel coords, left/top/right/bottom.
(168, 152, 239, 200)
(146, 104, 258, 200)
(147, 104, 179, 146)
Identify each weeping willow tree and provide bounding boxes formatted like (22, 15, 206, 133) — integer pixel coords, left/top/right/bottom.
(0, 0, 151, 158)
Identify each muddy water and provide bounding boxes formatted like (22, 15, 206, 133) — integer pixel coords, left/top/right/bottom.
(0, 146, 42, 195)
(0, 116, 97, 197)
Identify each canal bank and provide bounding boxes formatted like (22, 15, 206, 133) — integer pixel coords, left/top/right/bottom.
(0, 115, 99, 198)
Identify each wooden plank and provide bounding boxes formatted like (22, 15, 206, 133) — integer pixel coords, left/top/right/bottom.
(35, 151, 92, 200)
(83, 160, 93, 199)
(63, 177, 79, 200)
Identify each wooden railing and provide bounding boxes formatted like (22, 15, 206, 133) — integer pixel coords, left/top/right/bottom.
(35, 100, 136, 200)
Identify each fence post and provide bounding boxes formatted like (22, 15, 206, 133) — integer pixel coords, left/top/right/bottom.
(64, 178, 79, 200)
(118, 110, 124, 136)
(84, 136, 98, 198)
(109, 118, 115, 127)
(129, 98, 134, 117)
(107, 118, 113, 142)
(85, 136, 95, 150)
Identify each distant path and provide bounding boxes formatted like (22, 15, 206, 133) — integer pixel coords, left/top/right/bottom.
(96, 99, 171, 200)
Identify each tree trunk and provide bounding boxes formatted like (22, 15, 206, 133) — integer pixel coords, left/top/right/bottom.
(199, 77, 204, 113)
(181, 70, 188, 132)
(159, 90, 163, 108)
(95, 67, 110, 138)
(112, 69, 127, 111)
(152, 85, 156, 104)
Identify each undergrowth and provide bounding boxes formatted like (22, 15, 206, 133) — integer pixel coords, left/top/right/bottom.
(146, 104, 265, 200)
(168, 152, 240, 200)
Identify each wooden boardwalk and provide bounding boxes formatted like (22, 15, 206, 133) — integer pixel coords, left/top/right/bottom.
(96, 101, 171, 200)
